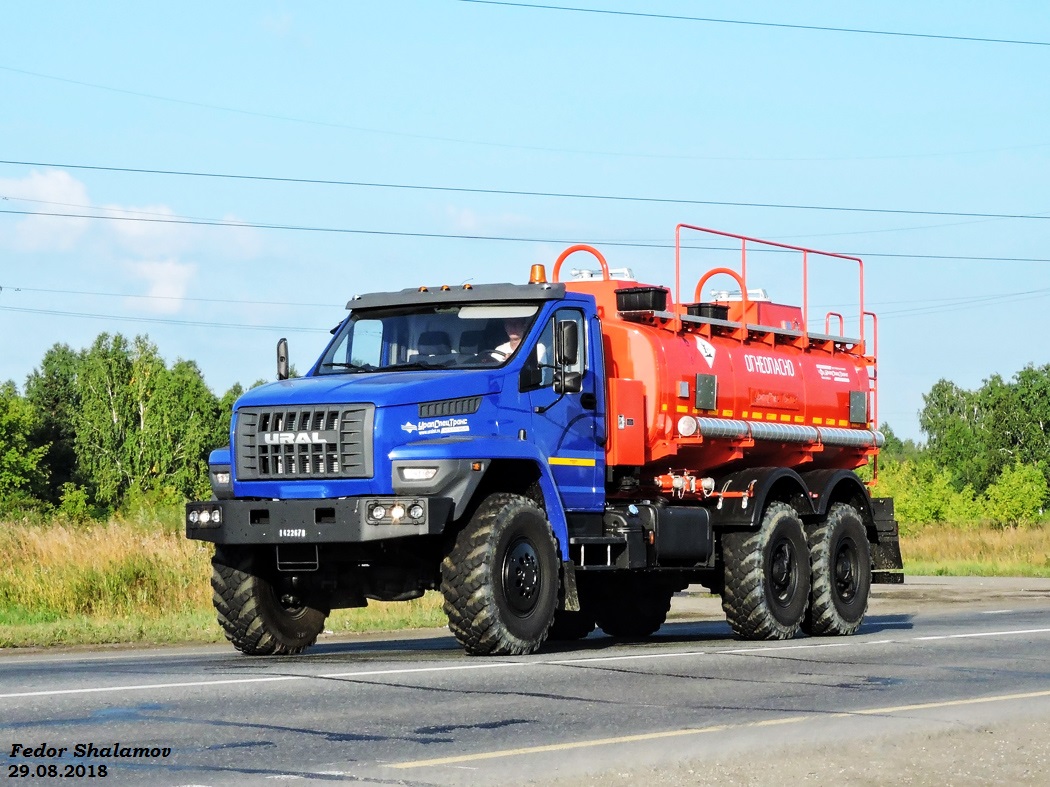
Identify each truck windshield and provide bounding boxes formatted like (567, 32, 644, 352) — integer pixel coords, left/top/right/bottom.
(316, 303, 540, 374)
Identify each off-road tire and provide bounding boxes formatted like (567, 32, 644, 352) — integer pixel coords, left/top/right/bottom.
(547, 609, 596, 641)
(211, 546, 328, 656)
(801, 503, 871, 636)
(721, 502, 810, 640)
(441, 493, 560, 656)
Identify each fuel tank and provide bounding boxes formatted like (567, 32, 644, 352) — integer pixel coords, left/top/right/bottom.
(567, 277, 880, 477)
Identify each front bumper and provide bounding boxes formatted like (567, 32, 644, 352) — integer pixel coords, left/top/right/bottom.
(186, 496, 452, 545)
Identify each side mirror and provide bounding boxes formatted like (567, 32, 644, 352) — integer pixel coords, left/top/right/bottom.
(277, 338, 289, 380)
(555, 320, 579, 366)
(554, 370, 583, 395)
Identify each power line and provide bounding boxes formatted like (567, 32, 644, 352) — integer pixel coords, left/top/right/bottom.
(459, 1, 1050, 48)
(6, 284, 1048, 333)
(3, 158, 1049, 222)
(0, 304, 330, 333)
(3, 207, 1050, 264)
(0, 284, 335, 309)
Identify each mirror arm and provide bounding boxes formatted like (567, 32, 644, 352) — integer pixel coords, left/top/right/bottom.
(534, 392, 566, 415)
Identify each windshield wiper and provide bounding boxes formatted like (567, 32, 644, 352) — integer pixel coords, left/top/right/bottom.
(383, 360, 457, 371)
(320, 362, 375, 373)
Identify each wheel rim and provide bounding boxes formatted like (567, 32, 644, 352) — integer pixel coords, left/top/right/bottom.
(833, 538, 859, 604)
(769, 538, 798, 608)
(502, 537, 541, 615)
(272, 586, 308, 620)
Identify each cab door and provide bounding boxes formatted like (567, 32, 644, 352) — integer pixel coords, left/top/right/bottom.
(524, 307, 604, 511)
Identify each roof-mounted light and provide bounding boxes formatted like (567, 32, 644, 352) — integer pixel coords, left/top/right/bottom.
(529, 264, 548, 284)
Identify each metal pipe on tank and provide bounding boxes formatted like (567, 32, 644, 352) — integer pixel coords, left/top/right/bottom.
(690, 417, 884, 449)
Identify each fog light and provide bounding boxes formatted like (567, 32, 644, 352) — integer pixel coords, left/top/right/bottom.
(370, 504, 387, 520)
(390, 504, 406, 521)
(211, 508, 222, 524)
(199, 510, 212, 524)
(188, 510, 200, 524)
(408, 503, 424, 519)
(401, 467, 438, 481)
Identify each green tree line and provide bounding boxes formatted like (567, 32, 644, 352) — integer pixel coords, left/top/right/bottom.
(874, 364, 1050, 533)
(1, 333, 1048, 528)
(1, 333, 246, 517)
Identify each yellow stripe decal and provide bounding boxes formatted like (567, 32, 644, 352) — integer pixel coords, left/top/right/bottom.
(549, 457, 597, 467)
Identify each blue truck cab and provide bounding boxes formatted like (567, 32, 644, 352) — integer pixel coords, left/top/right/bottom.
(188, 278, 612, 656)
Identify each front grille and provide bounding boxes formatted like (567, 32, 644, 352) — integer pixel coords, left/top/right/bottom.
(236, 404, 375, 480)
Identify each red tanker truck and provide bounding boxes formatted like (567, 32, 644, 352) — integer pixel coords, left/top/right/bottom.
(188, 223, 903, 656)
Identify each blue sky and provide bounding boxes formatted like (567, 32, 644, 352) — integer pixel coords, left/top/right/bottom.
(2, 1, 1048, 440)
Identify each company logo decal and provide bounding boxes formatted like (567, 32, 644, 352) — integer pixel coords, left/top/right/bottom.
(815, 364, 851, 383)
(402, 417, 471, 436)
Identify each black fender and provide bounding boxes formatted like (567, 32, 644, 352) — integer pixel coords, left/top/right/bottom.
(797, 468, 874, 524)
(707, 466, 814, 529)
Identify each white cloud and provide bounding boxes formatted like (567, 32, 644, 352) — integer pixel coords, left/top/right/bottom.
(123, 259, 198, 315)
(0, 170, 92, 251)
(101, 202, 199, 257)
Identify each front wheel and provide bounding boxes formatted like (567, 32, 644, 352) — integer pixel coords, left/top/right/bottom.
(721, 502, 810, 640)
(801, 503, 871, 636)
(211, 546, 329, 655)
(441, 493, 560, 656)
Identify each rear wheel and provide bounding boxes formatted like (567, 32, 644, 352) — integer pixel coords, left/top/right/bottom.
(801, 503, 871, 636)
(721, 502, 810, 640)
(211, 546, 328, 655)
(441, 493, 560, 655)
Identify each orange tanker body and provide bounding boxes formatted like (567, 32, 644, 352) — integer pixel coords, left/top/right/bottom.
(559, 225, 881, 505)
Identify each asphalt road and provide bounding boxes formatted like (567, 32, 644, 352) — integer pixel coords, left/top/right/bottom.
(2, 577, 1050, 786)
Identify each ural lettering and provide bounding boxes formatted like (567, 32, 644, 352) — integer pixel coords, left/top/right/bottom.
(263, 431, 330, 445)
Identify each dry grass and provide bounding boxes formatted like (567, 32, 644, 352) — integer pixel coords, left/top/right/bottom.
(3, 515, 1047, 648)
(902, 524, 1050, 577)
(0, 517, 449, 648)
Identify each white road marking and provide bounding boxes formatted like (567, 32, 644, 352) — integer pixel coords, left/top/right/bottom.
(390, 689, 1050, 769)
(3, 626, 1050, 701)
(913, 628, 1050, 641)
(981, 609, 1013, 614)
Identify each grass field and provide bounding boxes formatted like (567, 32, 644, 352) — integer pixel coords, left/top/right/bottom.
(0, 515, 1046, 648)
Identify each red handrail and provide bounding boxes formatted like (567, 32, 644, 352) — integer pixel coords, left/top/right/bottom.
(552, 244, 610, 283)
(674, 223, 867, 349)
